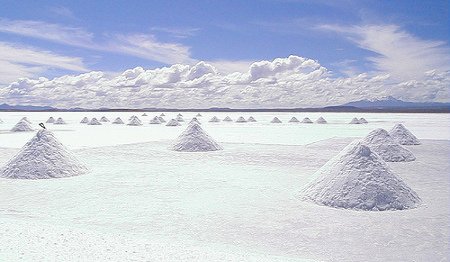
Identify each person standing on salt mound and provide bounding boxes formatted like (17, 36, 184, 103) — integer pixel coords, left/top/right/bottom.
(389, 124, 421, 145)
(362, 128, 415, 162)
(300, 141, 421, 211)
(171, 122, 222, 152)
(0, 127, 88, 179)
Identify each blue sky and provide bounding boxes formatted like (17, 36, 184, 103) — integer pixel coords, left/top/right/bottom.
(0, 0, 449, 108)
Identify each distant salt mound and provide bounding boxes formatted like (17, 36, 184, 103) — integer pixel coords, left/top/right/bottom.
(53, 117, 66, 125)
(0, 118, 3, 124)
(0, 129, 88, 179)
(301, 117, 313, 123)
(80, 117, 89, 124)
(289, 117, 300, 123)
(362, 128, 415, 162)
(149, 116, 161, 124)
(189, 117, 201, 125)
(223, 116, 233, 122)
(142, 113, 148, 116)
(247, 116, 257, 122)
(11, 120, 34, 132)
(196, 113, 202, 117)
(112, 117, 124, 124)
(160, 113, 165, 116)
(389, 124, 421, 145)
(171, 122, 222, 152)
(127, 117, 143, 126)
(87, 118, 102, 125)
(158, 116, 166, 123)
(209, 116, 220, 122)
(100, 116, 109, 122)
(359, 118, 368, 124)
(176, 115, 185, 122)
(46, 117, 55, 123)
(177, 113, 183, 117)
(301, 141, 421, 211)
(271, 117, 282, 123)
(316, 117, 327, 124)
(21, 117, 32, 124)
(349, 118, 361, 124)
(166, 119, 181, 126)
(236, 116, 247, 123)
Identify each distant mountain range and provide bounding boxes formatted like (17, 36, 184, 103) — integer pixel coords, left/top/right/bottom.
(0, 97, 449, 112)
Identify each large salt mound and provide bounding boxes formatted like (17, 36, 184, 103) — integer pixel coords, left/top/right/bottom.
(389, 124, 421, 145)
(223, 116, 233, 122)
(289, 117, 300, 123)
(112, 117, 124, 124)
(80, 117, 89, 124)
(11, 120, 34, 132)
(359, 118, 368, 124)
(149, 116, 161, 124)
(54, 117, 66, 125)
(247, 116, 257, 122)
(362, 128, 415, 162)
(349, 118, 361, 124)
(301, 141, 421, 211)
(166, 119, 181, 126)
(100, 116, 109, 122)
(209, 116, 220, 122)
(171, 122, 222, 152)
(0, 129, 88, 179)
(235, 116, 247, 123)
(87, 118, 102, 125)
(316, 117, 327, 124)
(46, 117, 55, 123)
(271, 117, 282, 123)
(301, 117, 313, 123)
(127, 117, 143, 126)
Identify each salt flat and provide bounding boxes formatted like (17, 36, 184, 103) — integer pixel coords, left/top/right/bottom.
(0, 112, 449, 261)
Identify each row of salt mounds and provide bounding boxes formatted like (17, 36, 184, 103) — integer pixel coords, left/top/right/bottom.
(248, 116, 257, 122)
(209, 116, 220, 122)
(236, 116, 247, 123)
(223, 116, 233, 122)
(149, 116, 161, 124)
(88, 118, 102, 125)
(362, 128, 415, 162)
(300, 141, 421, 211)
(127, 116, 142, 126)
(0, 129, 88, 179)
(53, 117, 66, 125)
(11, 120, 34, 132)
(349, 117, 361, 124)
(189, 117, 201, 125)
(166, 119, 181, 126)
(46, 117, 55, 123)
(301, 117, 313, 123)
(100, 116, 109, 122)
(171, 122, 222, 152)
(80, 117, 89, 124)
(271, 117, 282, 123)
(112, 117, 124, 124)
(289, 117, 300, 123)
(316, 117, 327, 124)
(389, 124, 420, 145)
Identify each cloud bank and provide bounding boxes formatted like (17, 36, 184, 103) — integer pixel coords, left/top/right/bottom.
(1, 55, 448, 109)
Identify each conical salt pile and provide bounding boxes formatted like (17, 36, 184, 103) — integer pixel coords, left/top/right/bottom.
(196, 113, 202, 117)
(176, 115, 185, 122)
(87, 118, 102, 125)
(54, 117, 66, 125)
(142, 113, 148, 116)
(127, 117, 143, 126)
(389, 124, 420, 145)
(158, 116, 166, 123)
(21, 117, 32, 124)
(80, 117, 89, 124)
(223, 116, 233, 122)
(0, 118, 3, 124)
(247, 116, 257, 122)
(349, 118, 361, 124)
(46, 117, 55, 123)
(301, 117, 313, 123)
(11, 120, 34, 132)
(171, 122, 222, 152)
(236, 116, 247, 123)
(359, 118, 368, 124)
(316, 117, 327, 124)
(271, 117, 282, 123)
(289, 117, 300, 123)
(166, 119, 181, 126)
(149, 116, 161, 124)
(177, 113, 183, 117)
(160, 113, 165, 116)
(112, 117, 124, 124)
(209, 116, 220, 122)
(100, 116, 109, 122)
(0, 129, 88, 179)
(189, 117, 201, 125)
(362, 128, 415, 162)
(300, 141, 421, 211)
